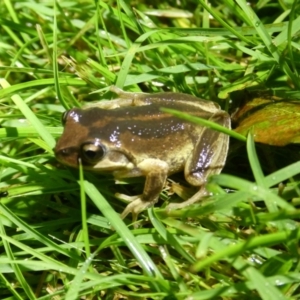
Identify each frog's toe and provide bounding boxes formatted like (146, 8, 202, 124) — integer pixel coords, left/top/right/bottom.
(120, 198, 154, 221)
(115, 193, 145, 220)
(166, 186, 208, 211)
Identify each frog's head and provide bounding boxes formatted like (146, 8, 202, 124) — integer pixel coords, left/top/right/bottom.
(55, 108, 131, 172)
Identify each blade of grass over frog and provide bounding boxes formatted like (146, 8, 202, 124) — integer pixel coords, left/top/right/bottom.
(211, 174, 295, 211)
(191, 228, 300, 272)
(264, 161, 300, 188)
(0, 222, 36, 300)
(148, 208, 195, 264)
(247, 134, 266, 188)
(235, 0, 300, 89)
(160, 108, 245, 142)
(0, 78, 86, 98)
(83, 181, 167, 289)
(0, 79, 55, 150)
(0, 203, 81, 260)
(0, 273, 23, 300)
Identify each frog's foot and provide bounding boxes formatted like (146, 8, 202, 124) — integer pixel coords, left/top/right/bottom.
(167, 186, 208, 211)
(116, 193, 156, 222)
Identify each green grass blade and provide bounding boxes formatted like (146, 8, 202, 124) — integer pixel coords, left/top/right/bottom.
(245, 267, 287, 300)
(0, 203, 80, 259)
(247, 133, 266, 187)
(265, 161, 300, 188)
(0, 79, 56, 150)
(0, 272, 24, 300)
(79, 162, 91, 258)
(0, 222, 36, 300)
(211, 174, 295, 211)
(161, 107, 245, 141)
(192, 229, 300, 272)
(0, 78, 86, 98)
(83, 180, 168, 292)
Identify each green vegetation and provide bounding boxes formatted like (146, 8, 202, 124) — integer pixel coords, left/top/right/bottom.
(0, 0, 300, 299)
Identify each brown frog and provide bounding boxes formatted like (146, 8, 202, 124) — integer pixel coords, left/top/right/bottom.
(55, 86, 231, 220)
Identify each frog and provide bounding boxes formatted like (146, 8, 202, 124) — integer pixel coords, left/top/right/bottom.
(55, 86, 231, 221)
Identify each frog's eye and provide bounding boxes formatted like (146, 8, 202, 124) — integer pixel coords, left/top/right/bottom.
(80, 141, 105, 164)
(61, 111, 70, 126)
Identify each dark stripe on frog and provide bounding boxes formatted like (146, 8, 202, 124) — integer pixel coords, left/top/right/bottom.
(72, 102, 213, 127)
(87, 115, 192, 140)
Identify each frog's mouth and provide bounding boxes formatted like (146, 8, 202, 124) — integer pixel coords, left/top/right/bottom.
(55, 143, 132, 172)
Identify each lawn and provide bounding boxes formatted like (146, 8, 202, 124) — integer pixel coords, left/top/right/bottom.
(0, 0, 300, 299)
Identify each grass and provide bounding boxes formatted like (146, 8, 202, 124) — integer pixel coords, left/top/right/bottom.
(0, 0, 300, 299)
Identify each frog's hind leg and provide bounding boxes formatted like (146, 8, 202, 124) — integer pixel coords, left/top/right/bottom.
(168, 112, 230, 210)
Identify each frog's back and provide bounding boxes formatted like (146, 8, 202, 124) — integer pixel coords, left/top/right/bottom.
(80, 103, 211, 173)
(83, 102, 209, 143)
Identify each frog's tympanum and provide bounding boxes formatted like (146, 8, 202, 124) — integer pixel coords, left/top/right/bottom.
(55, 86, 231, 220)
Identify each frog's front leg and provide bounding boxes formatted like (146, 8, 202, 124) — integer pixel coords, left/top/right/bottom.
(116, 159, 168, 221)
(168, 112, 230, 210)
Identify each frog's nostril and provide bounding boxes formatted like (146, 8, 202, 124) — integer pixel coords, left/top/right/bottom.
(61, 148, 71, 156)
(54, 148, 72, 157)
